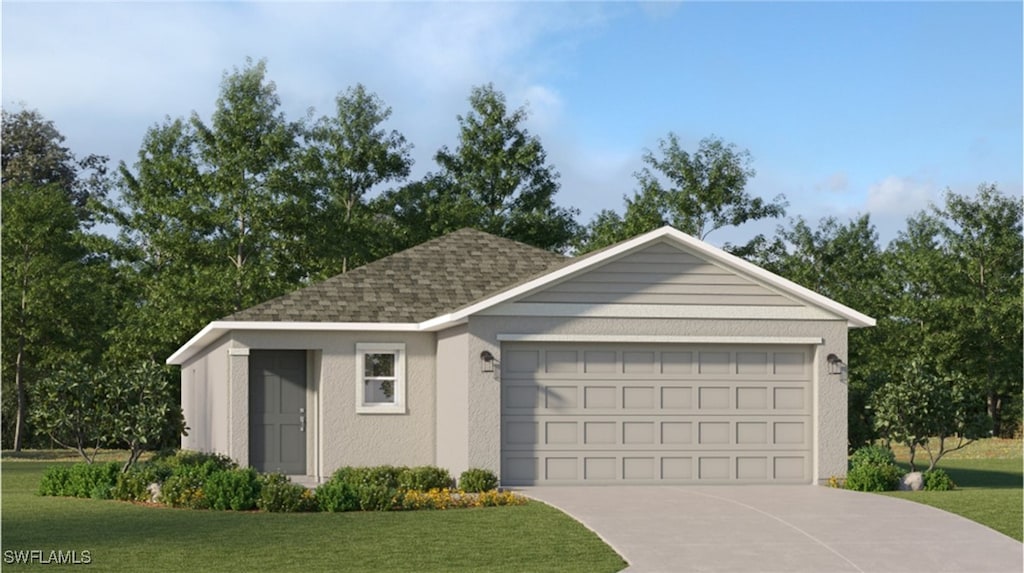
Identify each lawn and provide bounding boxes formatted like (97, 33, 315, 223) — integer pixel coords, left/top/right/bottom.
(881, 438, 1023, 542)
(2, 455, 626, 572)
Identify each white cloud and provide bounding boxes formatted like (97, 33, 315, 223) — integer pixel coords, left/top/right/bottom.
(865, 176, 938, 217)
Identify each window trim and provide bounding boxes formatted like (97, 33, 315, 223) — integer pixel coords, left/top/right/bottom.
(356, 343, 406, 414)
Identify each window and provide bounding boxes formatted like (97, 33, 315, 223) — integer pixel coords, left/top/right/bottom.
(356, 343, 406, 414)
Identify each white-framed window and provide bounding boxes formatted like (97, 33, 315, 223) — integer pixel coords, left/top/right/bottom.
(356, 343, 406, 414)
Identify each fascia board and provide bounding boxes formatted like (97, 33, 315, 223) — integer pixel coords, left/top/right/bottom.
(166, 320, 420, 365)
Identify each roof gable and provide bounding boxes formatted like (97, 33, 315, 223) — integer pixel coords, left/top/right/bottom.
(518, 240, 801, 307)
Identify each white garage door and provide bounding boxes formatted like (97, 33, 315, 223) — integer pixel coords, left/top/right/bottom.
(500, 343, 814, 485)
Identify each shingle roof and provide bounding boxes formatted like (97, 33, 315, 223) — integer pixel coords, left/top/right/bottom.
(225, 228, 569, 323)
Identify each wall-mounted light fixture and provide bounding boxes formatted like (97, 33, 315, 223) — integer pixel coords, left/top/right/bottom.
(826, 353, 847, 382)
(480, 350, 496, 373)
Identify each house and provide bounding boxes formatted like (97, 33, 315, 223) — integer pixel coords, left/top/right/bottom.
(167, 226, 874, 486)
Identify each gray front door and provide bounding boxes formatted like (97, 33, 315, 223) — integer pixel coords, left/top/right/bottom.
(249, 350, 307, 474)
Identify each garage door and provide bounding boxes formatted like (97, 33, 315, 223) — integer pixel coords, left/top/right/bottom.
(500, 343, 814, 485)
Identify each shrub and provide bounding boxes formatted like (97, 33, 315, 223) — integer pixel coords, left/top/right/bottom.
(315, 480, 359, 512)
(845, 463, 901, 492)
(358, 483, 399, 511)
(258, 473, 316, 512)
(113, 464, 161, 502)
(333, 465, 404, 490)
(848, 445, 896, 469)
(474, 489, 528, 508)
(39, 462, 120, 498)
(204, 468, 260, 511)
(398, 466, 452, 491)
(844, 445, 901, 492)
(159, 459, 229, 509)
(459, 468, 498, 493)
(923, 468, 956, 491)
(39, 466, 72, 496)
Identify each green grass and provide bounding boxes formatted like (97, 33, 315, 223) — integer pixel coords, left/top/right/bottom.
(879, 438, 1023, 542)
(2, 459, 626, 572)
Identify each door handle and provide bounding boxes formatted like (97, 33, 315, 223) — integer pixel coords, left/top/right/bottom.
(299, 407, 305, 432)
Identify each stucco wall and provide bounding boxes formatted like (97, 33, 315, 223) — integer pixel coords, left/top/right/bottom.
(229, 331, 436, 479)
(179, 333, 231, 454)
(466, 316, 849, 484)
(435, 325, 470, 477)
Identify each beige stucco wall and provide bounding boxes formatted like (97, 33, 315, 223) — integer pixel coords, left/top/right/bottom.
(465, 316, 849, 485)
(435, 325, 470, 477)
(181, 330, 436, 480)
(180, 333, 231, 454)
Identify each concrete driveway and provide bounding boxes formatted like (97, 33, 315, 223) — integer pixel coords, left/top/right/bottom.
(520, 486, 1022, 573)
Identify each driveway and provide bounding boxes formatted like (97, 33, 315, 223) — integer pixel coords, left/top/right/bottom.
(520, 486, 1022, 573)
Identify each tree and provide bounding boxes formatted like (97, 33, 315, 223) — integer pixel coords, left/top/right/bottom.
(103, 361, 185, 472)
(29, 360, 184, 471)
(30, 363, 106, 463)
(750, 214, 895, 450)
(108, 59, 307, 363)
(1, 108, 109, 223)
(888, 185, 1022, 436)
(1, 109, 115, 451)
(872, 361, 990, 471)
(378, 84, 578, 252)
(302, 84, 412, 277)
(578, 133, 786, 253)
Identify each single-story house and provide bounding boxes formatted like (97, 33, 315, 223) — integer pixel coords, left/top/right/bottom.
(168, 226, 874, 486)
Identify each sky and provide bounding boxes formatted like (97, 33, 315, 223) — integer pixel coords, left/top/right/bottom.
(3, 1, 1022, 248)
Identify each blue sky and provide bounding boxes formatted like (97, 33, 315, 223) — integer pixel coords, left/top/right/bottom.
(3, 1, 1021, 247)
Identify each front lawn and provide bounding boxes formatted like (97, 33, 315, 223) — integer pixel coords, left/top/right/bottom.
(881, 438, 1023, 542)
(2, 456, 626, 572)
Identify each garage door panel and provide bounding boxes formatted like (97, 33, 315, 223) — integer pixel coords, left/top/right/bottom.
(503, 415, 810, 451)
(503, 452, 812, 484)
(501, 343, 814, 485)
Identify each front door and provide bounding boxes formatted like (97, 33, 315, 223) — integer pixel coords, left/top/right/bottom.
(249, 350, 307, 474)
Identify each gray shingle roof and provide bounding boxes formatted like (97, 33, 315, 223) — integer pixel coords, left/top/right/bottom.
(225, 228, 569, 323)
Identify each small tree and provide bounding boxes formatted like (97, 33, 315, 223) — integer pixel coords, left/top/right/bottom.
(102, 361, 186, 472)
(30, 363, 106, 463)
(872, 361, 990, 471)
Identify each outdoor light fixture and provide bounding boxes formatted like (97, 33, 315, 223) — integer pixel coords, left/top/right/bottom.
(826, 353, 846, 376)
(480, 350, 496, 373)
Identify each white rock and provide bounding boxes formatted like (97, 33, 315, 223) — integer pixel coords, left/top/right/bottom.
(147, 482, 162, 503)
(900, 472, 924, 491)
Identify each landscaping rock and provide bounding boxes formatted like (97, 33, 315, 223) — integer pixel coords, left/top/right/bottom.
(899, 472, 924, 491)
(147, 482, 162, 503)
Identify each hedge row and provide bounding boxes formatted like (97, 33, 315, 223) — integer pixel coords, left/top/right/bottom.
(39, 451, 520, 512)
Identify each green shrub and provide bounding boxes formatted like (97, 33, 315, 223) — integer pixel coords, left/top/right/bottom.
(923, 468, 956, 491)
(160, 460, 228, 509)
(333, 465, 404, 490)
(113, 464, 161, 502)
(398, 466, 452, 491)
(258, 473, 315, 512)
(848, 445, 896, 469)
(845, 463, 901, 492)
(204, 468, 260, 511)
(39, 462, 121, 498)
(39, 466, 72, 496)
(357, 483, 398, 511)
(845, 445, 901, 492)
(315, 480, 359, 512)
(459, 468, 498, 493)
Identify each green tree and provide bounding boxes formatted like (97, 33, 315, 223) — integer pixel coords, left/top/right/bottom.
(751, 214, 893, 450)
(888, 185, 1022, 436)
(30, 363, 106, 463)
(1, 109, 115, 451)
(578, 134, 786, 253)
(377, 84, 578, 252)
(103, 361, 186, 472)
(872, 361, 990, 471)
(302, 84, 412, 277)
(108, 59, 306, 363)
